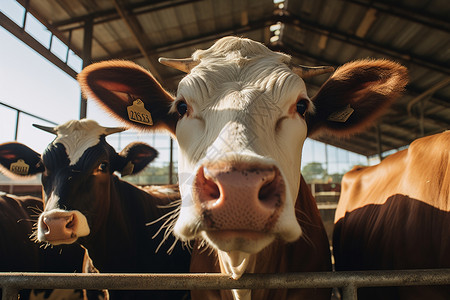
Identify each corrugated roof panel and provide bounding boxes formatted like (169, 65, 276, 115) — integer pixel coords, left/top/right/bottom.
(5, 0, 447, 157)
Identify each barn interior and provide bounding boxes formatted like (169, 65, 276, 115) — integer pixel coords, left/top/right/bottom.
(2, 0, 448, 158)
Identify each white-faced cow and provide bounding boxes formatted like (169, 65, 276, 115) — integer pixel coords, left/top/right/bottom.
(0, 192, 105, 300)
(333, 131, 450, 300)
(0, 119, 190, 300)
(78, 36, 408, 300)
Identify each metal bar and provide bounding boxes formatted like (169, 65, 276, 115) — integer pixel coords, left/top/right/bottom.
(342, 283, 358, 300)
(342, 0, 450, 32)
(0, 102, 58, 126)
(2, 286, 19, 300)
(112, 0, 162, 82)
(0, 269, 449, 291)
(65, 30, 72, 64)
(53, 0, 201, 30)
(169, 138, 174, 184)
(21, 0, 30, 30)
(0, 11, 78, 79)
(376, 125, 383, 161)
(280, 15, 449, 76)
(14, 110, 20, 141)
(80, 18, 93, 119)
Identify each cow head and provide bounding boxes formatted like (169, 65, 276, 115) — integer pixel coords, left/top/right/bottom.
(78, 37, 407, 277)
(0, 119, 157, 245)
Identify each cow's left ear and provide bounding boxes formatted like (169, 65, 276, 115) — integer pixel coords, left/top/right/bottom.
(117, 142, 158, 176)
(78, 60, 178, 136)
(0, 142, 44, 178)
(306, 59, 408, 137)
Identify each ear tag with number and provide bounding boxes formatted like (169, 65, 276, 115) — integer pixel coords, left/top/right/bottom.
(10, 159, 29, 175)
(127, 99, 153, 126)
(327, 104, 354, 122)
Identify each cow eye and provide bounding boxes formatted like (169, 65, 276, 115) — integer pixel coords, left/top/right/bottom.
(176, 101, 188, 117)
(98, 162, 108, 172)
(296, 99, 309, 117)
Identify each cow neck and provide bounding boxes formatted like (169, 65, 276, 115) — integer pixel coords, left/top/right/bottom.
(84, 176, 145, 271)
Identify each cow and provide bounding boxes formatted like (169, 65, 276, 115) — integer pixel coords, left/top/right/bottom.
(0, 192, 106, 300)
(0, 119, 191, 300)
(77, 36, 408, 299)
(333, 131, 450, 300)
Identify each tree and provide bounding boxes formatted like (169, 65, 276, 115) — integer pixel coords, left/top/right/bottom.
(302, 162, 327, 183)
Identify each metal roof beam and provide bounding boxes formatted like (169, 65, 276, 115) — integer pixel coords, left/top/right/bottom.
(53, 0, 201, 31)
(112, 0, 162, 82)
(15, 0, 82, 58)
(342, 0, 450, 32)
(277, 10, 449, 76)
(282, 42, 450, 108)
(0, 11, 77, 79)
(97, 16, 274, 61)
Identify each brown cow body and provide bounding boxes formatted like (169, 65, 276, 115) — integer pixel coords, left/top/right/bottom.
(333, 131, 450, 299)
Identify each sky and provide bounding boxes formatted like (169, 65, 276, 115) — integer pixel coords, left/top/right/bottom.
(0, 0, 370, 177)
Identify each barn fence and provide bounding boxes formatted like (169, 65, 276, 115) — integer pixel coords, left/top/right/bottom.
(1, 269, 449, 300)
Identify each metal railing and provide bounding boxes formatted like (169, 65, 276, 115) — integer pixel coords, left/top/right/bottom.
(0, 101, 57, 141)
(1, 269, 449, 300)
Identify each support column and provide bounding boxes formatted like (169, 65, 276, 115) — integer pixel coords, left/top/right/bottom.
(80, 18, 93, 119)
(376, 125, 383, 161)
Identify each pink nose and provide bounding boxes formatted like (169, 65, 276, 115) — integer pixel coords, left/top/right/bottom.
(40, 212, 77, 242)
(193, 163, 285, 232)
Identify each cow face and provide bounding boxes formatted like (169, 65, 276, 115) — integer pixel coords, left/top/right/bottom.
(0, 119, 157, 245)
(78, 37, 407, 277)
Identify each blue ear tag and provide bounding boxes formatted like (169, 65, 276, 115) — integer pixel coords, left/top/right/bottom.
(10, 159, 29, 175)
(127, 99, 153, 126)
(327, 104, 354, 122)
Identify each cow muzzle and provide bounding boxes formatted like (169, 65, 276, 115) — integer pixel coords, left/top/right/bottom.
(192, 162, 285, 252)
(37, 209, 90, 245)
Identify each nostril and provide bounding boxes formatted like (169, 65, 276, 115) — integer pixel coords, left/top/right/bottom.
(258, 171, 282, 209)
(66, 215, 75, 229)
(198, 167, 221, 203)
(42, 218, 50, 234)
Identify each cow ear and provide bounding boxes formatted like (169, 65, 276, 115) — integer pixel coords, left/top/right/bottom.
(0, 142, 44, 178)
(77, 60, 178, 135)
(118, 142, 158, 176)
(306, 59, 408, 137)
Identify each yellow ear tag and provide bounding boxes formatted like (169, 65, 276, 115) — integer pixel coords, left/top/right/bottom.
(327, 104, 354, 122)
(10, 159, 30, 175)
(127, 99, 153, 126)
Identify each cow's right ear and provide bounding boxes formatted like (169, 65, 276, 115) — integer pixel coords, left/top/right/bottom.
(77, 60, 178, 136)
(0, 142, 44, 178)
(117, 142, 158, 176)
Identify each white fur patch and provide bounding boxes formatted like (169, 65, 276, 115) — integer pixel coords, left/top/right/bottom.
(53, 119, 109, 165)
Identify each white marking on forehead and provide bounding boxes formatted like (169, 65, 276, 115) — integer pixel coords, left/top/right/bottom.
(53, 119, 109, 165)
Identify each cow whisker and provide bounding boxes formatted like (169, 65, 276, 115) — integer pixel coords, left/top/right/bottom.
(28, 205, 43, 215)
(146, 201, 184, 254)
(156, 199, 182, 209)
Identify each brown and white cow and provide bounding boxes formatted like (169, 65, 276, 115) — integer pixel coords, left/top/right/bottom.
(0, 119, 190, 300)
(0, 192, 105, 300)
(78, 36, 408, 299)
(333, 131, 450, 300)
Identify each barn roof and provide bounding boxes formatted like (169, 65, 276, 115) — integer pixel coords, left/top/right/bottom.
(4, 0, 449, 157)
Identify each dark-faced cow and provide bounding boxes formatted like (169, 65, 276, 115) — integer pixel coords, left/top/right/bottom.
(0, 119, 190, 300)
(78, 36, 408, 299)
(0, 192, 105, 300)
(333, 131, 450, 299)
